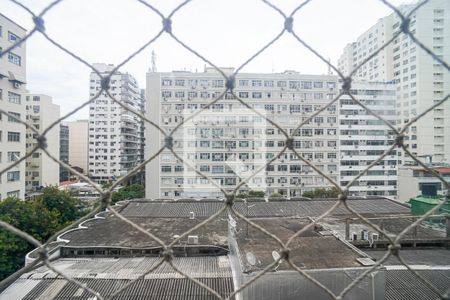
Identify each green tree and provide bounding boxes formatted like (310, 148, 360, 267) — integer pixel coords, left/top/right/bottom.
(0, 189, 87, 280)
(38, 186, 85, 226)
(111, 184, 145, 203)
(302, 187, 340, 198)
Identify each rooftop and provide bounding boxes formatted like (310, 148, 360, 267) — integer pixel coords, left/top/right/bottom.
(233, 218, 369, 271)
(0, 257, 234, 300)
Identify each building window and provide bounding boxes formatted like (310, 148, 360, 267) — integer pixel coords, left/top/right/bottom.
(7, 132, 20, 142)
(8, 52, 21, 66)
(7, 190, 20, 198)
(7, 112, 20, 122)
(8, 92, 21, 104)
(7, 171, 20, 182)
(162, 79, 172, 86)
(8, 31, 20, 44)
(7, 152, 20, 162)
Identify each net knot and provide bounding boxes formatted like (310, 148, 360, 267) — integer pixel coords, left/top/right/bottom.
(284, 17, 294, 33)
(338, 187, 348, 202)
(36, 135, 47, 149)
(163, 248, 173, 261)
(225, 194, 234, 206)
(342, 77, 352, 92)
(226, 76, 235, 90)
(395, 134, 405, 147)
(165, 136, 174, 149)
(389, 244, 401, 256)
(33, 16, 45, 33)
(101, 76, 110, 90)
(400, 19, 410, 33)
(286, 138, 294, 150)
(163, 18, 172, 33)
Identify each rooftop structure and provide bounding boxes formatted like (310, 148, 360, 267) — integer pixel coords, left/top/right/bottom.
(5, 197, 445, 299)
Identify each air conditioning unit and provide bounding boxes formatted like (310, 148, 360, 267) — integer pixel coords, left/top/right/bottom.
(187, 235, 199, 244)
(13, 82, 21, 89)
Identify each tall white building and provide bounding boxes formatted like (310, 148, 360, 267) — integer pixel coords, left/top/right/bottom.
(0, 14, 27, 200)
(146, 68, 340, 199)
(25, 94, 60, 191)
(337, 0, 450, 164)
(339, 81, 398, 198)
(88, 63, 144, 184)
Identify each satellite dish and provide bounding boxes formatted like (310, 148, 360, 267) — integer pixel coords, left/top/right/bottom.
(246, 252, 256, 266)
(272, 251, 281, 261)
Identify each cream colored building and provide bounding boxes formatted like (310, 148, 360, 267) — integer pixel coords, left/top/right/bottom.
(25, 94, 60, 191)
(0, 14, 27, 200)
(146, 68, 340, 199)
(64, 120, 89, 175)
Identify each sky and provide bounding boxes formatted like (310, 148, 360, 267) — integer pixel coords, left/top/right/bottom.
(2, 0, 412, 120)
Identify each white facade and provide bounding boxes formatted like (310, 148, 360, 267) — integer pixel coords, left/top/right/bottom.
(146, 68, 340, 199)
(88, 63, 144, 184)
(337, 0, 450, 164)
(0, 14, 27, 200)
(339, 81, 398, 198)
(64, 120, 89, 175)
(25, 94, 60, 191)
(337, 16, 394, 82)
(398, 166, 450, 202)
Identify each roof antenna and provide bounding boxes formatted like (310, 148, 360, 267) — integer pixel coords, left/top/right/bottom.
(151, 50, 157, 72)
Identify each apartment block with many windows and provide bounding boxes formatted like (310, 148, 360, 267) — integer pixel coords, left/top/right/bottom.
(25, 94, 60, 192)
(339, 81, 398, 198)
(146, 68, 340, 199)
(88, 63, 144, 184)
(0, 14, 27, 200)
(338, 0, 450, 164)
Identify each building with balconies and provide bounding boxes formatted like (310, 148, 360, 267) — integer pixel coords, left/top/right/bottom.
(338, 0, 450, 165)
(88, 63, 144, 184)
(0, 14, 27, 200)
(338, 81, 398, 198)
(146, 68, 340, 199)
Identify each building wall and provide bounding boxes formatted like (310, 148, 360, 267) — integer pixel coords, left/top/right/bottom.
(0, 14, 27, 200)
(337, 0, 450, 164)
(25, 94, 60, 191)
(339, 81, 398, 198)
(88, 63, 144, 184)
(146, 69, 340, 199)
(64, 120, 89, 175)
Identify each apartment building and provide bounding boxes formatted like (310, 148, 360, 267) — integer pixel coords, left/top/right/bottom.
(339, 81, 398, 198)
(0, 14, 27, 200)
(146, 68, 340, 199)
(64, 120, 89, 175)
(337, 0, 450, 164)
(337, 16, 394, 82)
(25, 94, 60, 191)
(88, 63, 144, 184)
(59, 124, 69, 182)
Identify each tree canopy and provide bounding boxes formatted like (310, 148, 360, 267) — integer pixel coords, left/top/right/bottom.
(0, 187, 87, 280)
